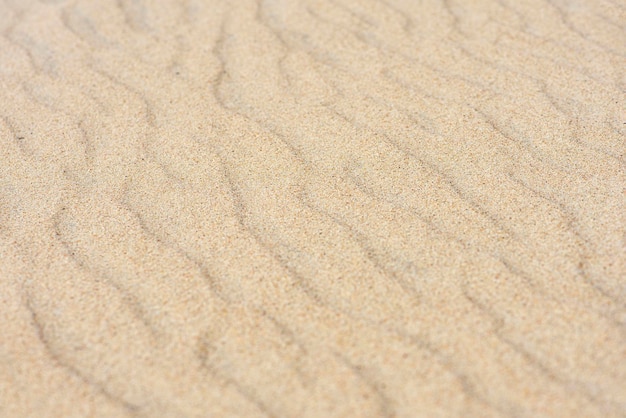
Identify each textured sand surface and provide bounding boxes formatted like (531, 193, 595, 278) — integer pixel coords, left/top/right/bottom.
(1, 0, 625, 417)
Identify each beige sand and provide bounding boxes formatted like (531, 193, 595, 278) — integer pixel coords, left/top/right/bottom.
(1, 0, 625, 416)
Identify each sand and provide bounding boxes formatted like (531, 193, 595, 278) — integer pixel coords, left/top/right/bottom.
(0, 0, 625, 417)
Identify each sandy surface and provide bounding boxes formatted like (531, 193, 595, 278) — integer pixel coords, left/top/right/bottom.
(0, 0, 625, 417)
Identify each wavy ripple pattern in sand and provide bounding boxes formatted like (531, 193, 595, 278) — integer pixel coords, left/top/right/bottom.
(0, 0, 624, 417)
